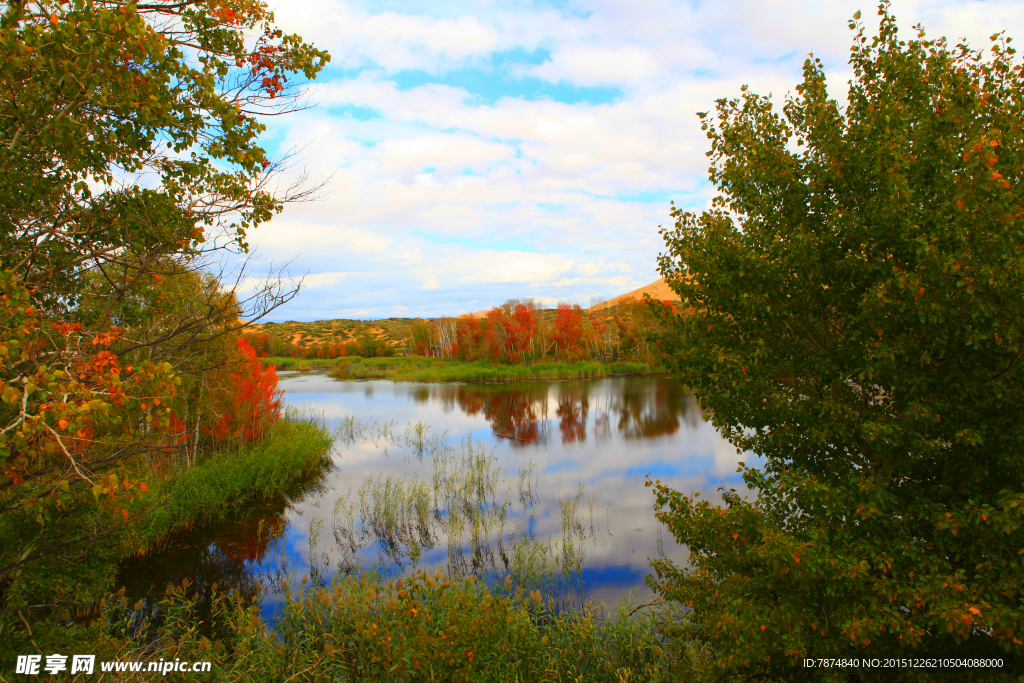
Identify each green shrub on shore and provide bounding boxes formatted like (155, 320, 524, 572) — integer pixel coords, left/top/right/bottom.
(83, 569, 694, 682)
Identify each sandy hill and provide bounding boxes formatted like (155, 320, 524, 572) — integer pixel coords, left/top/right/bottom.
(587, 278, 681, 312)
(467, 279, 681, 318)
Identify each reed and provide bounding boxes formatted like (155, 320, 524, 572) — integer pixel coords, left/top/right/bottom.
(262, 356, 347, 371)
(89, 569, 695, 682)
(325, 357, 665, 382)
(21, 416, 707, 680)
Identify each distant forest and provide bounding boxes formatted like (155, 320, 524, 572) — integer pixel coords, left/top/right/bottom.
(247, 297, 679, 364)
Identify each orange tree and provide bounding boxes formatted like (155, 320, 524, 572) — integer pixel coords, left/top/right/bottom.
(0, 0, 327, 611)
(651, 4, 1024, 681)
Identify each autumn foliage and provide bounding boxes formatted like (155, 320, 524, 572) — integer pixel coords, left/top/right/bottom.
(207, 339, 284, 446)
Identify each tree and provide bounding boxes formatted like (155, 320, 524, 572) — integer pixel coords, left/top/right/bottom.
(454, 314, 485, 361)
(509, 302, 538, 362)
(407, 320, 432, 356)
(553, 303, 584, 360)
(207, 338, 283, 446)
(651, 4, 1024, 680)
(1, 0, 328, 310)
(0, 0, 328, 607)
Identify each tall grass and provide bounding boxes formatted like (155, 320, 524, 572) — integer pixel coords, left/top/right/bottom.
(89, 569, 697, 682)
(134, 410, 335, 548)
(263, 356, 347, 371)
(326, 420, 600, 613)
(6, 414, 710, 680)
(0, 411, 336, 667)
(324, 357, 665, 382)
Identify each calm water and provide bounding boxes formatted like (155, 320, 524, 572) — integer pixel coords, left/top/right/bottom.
(119, 374, 756, 618)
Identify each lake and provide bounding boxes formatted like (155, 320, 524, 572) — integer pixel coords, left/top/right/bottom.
(119, 373, 756, 618)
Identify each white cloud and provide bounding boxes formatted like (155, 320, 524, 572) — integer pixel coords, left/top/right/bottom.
(531, 46, 662, 85)
(243, 0, 1021, 321)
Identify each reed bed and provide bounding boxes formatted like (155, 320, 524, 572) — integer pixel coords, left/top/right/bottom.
(325, 357, 665, 382)
(93, 568, 695, 682)
(262, 356, 347, 371)
(326, 419, 599, 608)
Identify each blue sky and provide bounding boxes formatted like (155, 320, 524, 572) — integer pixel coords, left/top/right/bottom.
(240, 0, 1022, 321)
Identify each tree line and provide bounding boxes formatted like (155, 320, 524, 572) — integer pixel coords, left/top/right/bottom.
(247, 297, 679, 364)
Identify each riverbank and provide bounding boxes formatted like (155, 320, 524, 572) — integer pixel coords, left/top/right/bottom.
(0, 412, 335, 664)
(263, 356, 666, 381)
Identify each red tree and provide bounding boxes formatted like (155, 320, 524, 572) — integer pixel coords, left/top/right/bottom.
(553, 303, 584, 359)
(210, 338, 284, 445)
(508, 304, 537, 361)
(454, 315, 484, 360)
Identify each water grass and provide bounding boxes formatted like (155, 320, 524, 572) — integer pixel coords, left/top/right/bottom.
(0, 410, 336, 666)
(325, 420, 600, 612)
(6, 415, 708, 680)
(263, 355, 348, 371)
(89, 568, 696, 682)
(323, 357, 665, 382)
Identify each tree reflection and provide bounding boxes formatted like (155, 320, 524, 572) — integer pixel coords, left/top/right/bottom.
(434, 384, 550, 445)
(114, 501, 288, 637)
(420, 377, 698, 444)
(556, 387, 589, 444)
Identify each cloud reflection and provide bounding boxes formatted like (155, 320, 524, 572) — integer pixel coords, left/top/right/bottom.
(120, 375, 757, 613)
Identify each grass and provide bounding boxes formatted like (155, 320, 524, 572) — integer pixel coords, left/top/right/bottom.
(264, 356, 348, 371)
(134, 410, 335, 546)
(315, 357, 665, 382)
(1, 415, 711, 681)
(325, 418, 604, 614)
(83, 568, 697, 682)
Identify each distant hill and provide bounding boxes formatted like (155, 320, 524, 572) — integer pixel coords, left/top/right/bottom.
(466, 278, 680, 318)
(587, 278, 681, 312)
(248, 318, 411, 349)
(249, 278, 680, 349)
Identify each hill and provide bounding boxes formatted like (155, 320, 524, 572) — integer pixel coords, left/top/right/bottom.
(587, 278, 680, 312)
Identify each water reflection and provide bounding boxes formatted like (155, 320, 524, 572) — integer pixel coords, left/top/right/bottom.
(115, 502, 288, 631)
(119, 375, 754, 615)
(415, 377, 700, 446)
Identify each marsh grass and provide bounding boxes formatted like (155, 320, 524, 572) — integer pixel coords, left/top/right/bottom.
(321, 357, 664, 382)
(0, 410, 336, 668)
(86, 568, 696, 682)
(136, 409, 335, 545)
(264, 356, 347, 371)
(324, 421, 602, 613)
(31, 415, 704, 681)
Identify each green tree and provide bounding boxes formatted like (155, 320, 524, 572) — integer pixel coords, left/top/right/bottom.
(0, 0, 327, 611)
(651, 4, 1024, 680)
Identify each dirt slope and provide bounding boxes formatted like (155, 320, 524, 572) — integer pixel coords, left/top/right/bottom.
(587, 278, 681, 312)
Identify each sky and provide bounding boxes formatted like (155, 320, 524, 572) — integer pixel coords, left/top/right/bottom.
(239, 0, 1023, 322)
